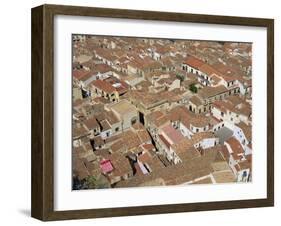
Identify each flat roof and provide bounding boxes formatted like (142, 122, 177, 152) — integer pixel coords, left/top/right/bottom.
(109, 99, 137, 116)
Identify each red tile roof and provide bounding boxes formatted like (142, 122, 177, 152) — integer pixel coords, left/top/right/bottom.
(83, 117, 99, 130)
(91, 79, 116, 93)
(141, 143, 155, 151)
(73, 70, 91, 80)
(184, 56, 205, 70)
(161, 124, 185, 144)
(199, 64, 220, 76)
(100, 159, 114, 173)
(159, 134, 171, 148)
(225, 137, 244, 160)
(138, 152, 152, 163)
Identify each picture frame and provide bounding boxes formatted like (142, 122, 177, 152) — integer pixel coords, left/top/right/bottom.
(31, 4, 274, 221)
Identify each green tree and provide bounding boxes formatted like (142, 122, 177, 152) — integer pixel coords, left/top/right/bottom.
(176, 73, 184, 82)
(85, 176, 97, 189)
(84, 175, 111, 189)
(189, 83, 198, 93)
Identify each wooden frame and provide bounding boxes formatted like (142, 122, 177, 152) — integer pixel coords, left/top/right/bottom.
(31, 4, 274, 221)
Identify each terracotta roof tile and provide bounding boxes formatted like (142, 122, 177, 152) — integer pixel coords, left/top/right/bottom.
(91, 79, 116, 93)
(184, 56, 205, 70)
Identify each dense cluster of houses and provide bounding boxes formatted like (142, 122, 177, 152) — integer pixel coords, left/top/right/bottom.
(72, 35, 252, 189)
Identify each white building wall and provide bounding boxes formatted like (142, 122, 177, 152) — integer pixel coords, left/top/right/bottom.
(186, 65, 201, 75)
(128, 65, 138, 75)
(224, 142, 233, 154)
(101, 129, 112, 139)
(125, 77, 144, 86)
(212, 107, 241, 125)
(214, 78, 228, 88)
(168, 79, 181, 91)
(96, 71, 112, 80)
(221, 111, 240, 124)
(237, 168, 250, 182)
(224, 121, 235, 130)
(212, 107, 223, 120)
(81, 74, 97, 88)
(245, 145, 252, 155)
(238, 114, 250, 125)
(228, 152, 237, 170)
(153, 52, 161, 60)
(110, 121, 122, 134)
(190, 124, 208, 134)
(232, 125, 249, 147)
(174, 157, 181, 164)
(179, 122, 193, 138)
(166, 148, 174, 162)
(237, 81, 247, 95)
(73, 139, 81, 148)
(212, 121, 225, 132)
(199, 138, 218, 149)
(169, 147, 182, 164)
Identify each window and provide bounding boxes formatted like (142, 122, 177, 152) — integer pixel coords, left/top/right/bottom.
(221, 112, 224, 116)
(222, 123, 224, 127)
(131, 118, 137, 125)
(196, 128, 199, 133)
(115, 127, 119, 132)
(242, 171, 247, 179)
